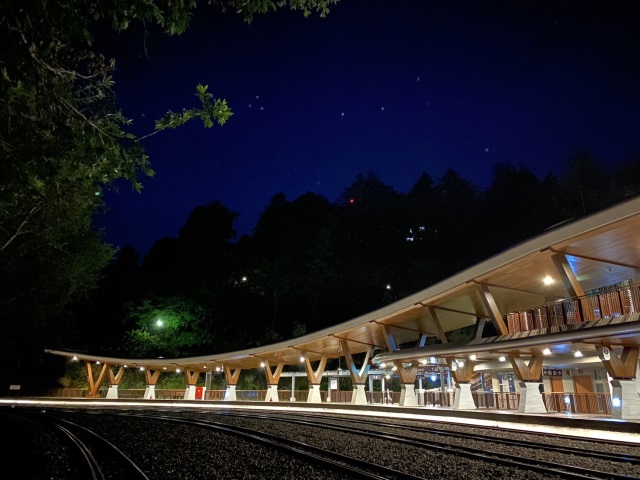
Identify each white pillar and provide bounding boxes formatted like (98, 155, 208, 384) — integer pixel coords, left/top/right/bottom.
(417, 378, 424, 406)
(610, 379, 640, 420)
(106, 385, 119, 399)
(453, 383, 475, 409)
(399, 383, 419, 407)
(144, 385, 156, 400)
(518, 381, 547, 413)
(265, 385, 279, 402)
(290, 376, 296, 402)
(368, 376, 374, 404)
(351, 384, 368, 405)
(224, 385, 237, 401)
(184, 385, 196, 400)
(307, 384, 322, 403)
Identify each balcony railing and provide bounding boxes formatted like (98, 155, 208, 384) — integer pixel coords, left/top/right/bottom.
(507, 283, 640, 333)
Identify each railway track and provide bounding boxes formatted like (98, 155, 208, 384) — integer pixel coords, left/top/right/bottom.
(6, 406, 639, 479)
(1, 409, 149, 480)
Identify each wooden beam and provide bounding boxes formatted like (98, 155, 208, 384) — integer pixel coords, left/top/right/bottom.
(144, 368, 161, 385)
(263, 360, 284, 385)
(184, 369, 200, 386)
(427, 306, 448, 343)
(552, 253, 585, 298)
(85, 361, 108, 398)
(509, 354, 543, 382)
(224, 365, 242, 385)
(446, 358, 476, 383)
(477, 284, 509, 335)
(108, 365, 125, 385)
(302, 353, 328, 385)
(597, 346, 639, 379)
(393, 360, 417, 384)
(340, 339, 371, 384)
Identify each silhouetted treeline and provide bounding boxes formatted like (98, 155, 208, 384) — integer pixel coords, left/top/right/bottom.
(69, 152, 640, 358)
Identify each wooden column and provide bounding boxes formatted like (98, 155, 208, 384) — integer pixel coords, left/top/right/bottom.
(340, 339, 371, 384)
(263, 360, 284, 385)
(597, 346, 638, 379)
(224, 365, 242, 386)
(145, 368, 161, 386)
(85, 361, 108, 398)
(108, 365, 125, 386)
(446, 358, 476, 384)
(509, 354, 543, 381)
(477, 284, 508, 335)
(393, 360, 417, 384)
(302, 353, 327, 385)
(183, 369, 200, 386)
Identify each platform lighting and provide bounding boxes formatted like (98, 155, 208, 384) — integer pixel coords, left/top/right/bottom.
(574, 350, 583, 358)
(498, 356, 506, 362)
(392, 366, 398, 371)
(72, 356, 78, 361)
(420, 359, 427, 365)
(451, 363, 457, 371)
(385, 374, 391, 379)
(298, 356, 304, 363)
(241, 276, 248, 282)
(469, 354, 477, 361)
(430, 374, 437, 382)
(124, 365, 128, 368)
(260, 362, 266, 368)
(564, 395, 571, 404)
(176, 368, 181, 373)
(380, 362, 386, 368)
(215, 366, 221, 372)
(429, 356, 437, 364)
(163, 367, 167, 370)
(543, 275, 554, 285)
(456, 359, 465, 367)
(96, 361, 100, 365)
(203, 365, 207, 369)
(139, 366, 145, 371)
(612, 397, 621, 407)
(386, 284, 391, 290)
(543, 348, 551, 355)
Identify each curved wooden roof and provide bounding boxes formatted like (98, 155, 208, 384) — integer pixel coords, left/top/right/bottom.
(46, 195, 640, 372)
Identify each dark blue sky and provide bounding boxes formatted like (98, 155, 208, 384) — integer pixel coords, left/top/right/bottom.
(94, 1, 640, 257)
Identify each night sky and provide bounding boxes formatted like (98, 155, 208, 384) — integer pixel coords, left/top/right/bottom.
(94, 1, 640, 258)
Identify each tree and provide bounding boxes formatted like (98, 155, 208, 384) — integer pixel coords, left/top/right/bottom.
(0, 0, 339, 390)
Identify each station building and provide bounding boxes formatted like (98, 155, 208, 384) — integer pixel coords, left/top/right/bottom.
(46, 196, 640, 420)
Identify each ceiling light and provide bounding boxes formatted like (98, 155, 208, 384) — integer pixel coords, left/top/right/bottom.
(260, 362, 266, 367)
(299, 356, 305, 363)
(543, 348, 551, 355)
(498, 356, 506, 362)
(469, 354, 477, 361)
(543, 275, 554, 285)
(574, 350, 583, 358)
(420, 359, 427, 365)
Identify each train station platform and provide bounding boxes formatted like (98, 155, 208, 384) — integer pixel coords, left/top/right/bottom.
(2, 397, 639, 444)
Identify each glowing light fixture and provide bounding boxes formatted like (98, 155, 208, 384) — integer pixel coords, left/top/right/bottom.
(469, 354, 477, 361)
(139, 366, 145, 371)
(299, 356, 305, 363)
(176, 368, 181, 373)
(429, 356, 437, 364)
(260, 361, 266, 368)
(72, 356, 78, 361)
(215, 366, 221, 372)
(420, 359, 427, 365)
(574, 350, 583, 358)
(385, 374, 391, 379)
(430, 374, 437, 382)
(156, 319, 163, 327)
(612, 397, 621, 407)
(498, 356, 506, 362)
(543, 348, 551, 355)
(380, 362, 386, 368)
(543, 275, 554, 285)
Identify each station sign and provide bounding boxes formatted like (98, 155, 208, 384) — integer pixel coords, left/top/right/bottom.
(543, 368, 562, 377)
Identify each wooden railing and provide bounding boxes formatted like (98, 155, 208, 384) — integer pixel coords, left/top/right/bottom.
(542, 392, 611, 414)
(507, 283, 640, 333)
(472, 391, 520, 410)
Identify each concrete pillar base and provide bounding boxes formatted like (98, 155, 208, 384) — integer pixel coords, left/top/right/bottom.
(106, 385, 119, 399)
(223, 385, 237, 401)
(144, 385, 156, 400)
(453, 383, 476, 410)
(351, 384, 368, 405)
(307, 384, 322, 403)
(399, 383, 419, 407)
(518, 381, 547, 413)
(610, 379, 640, 419)
(265, 385, 279, 402)
(184, 385, 196, 400)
